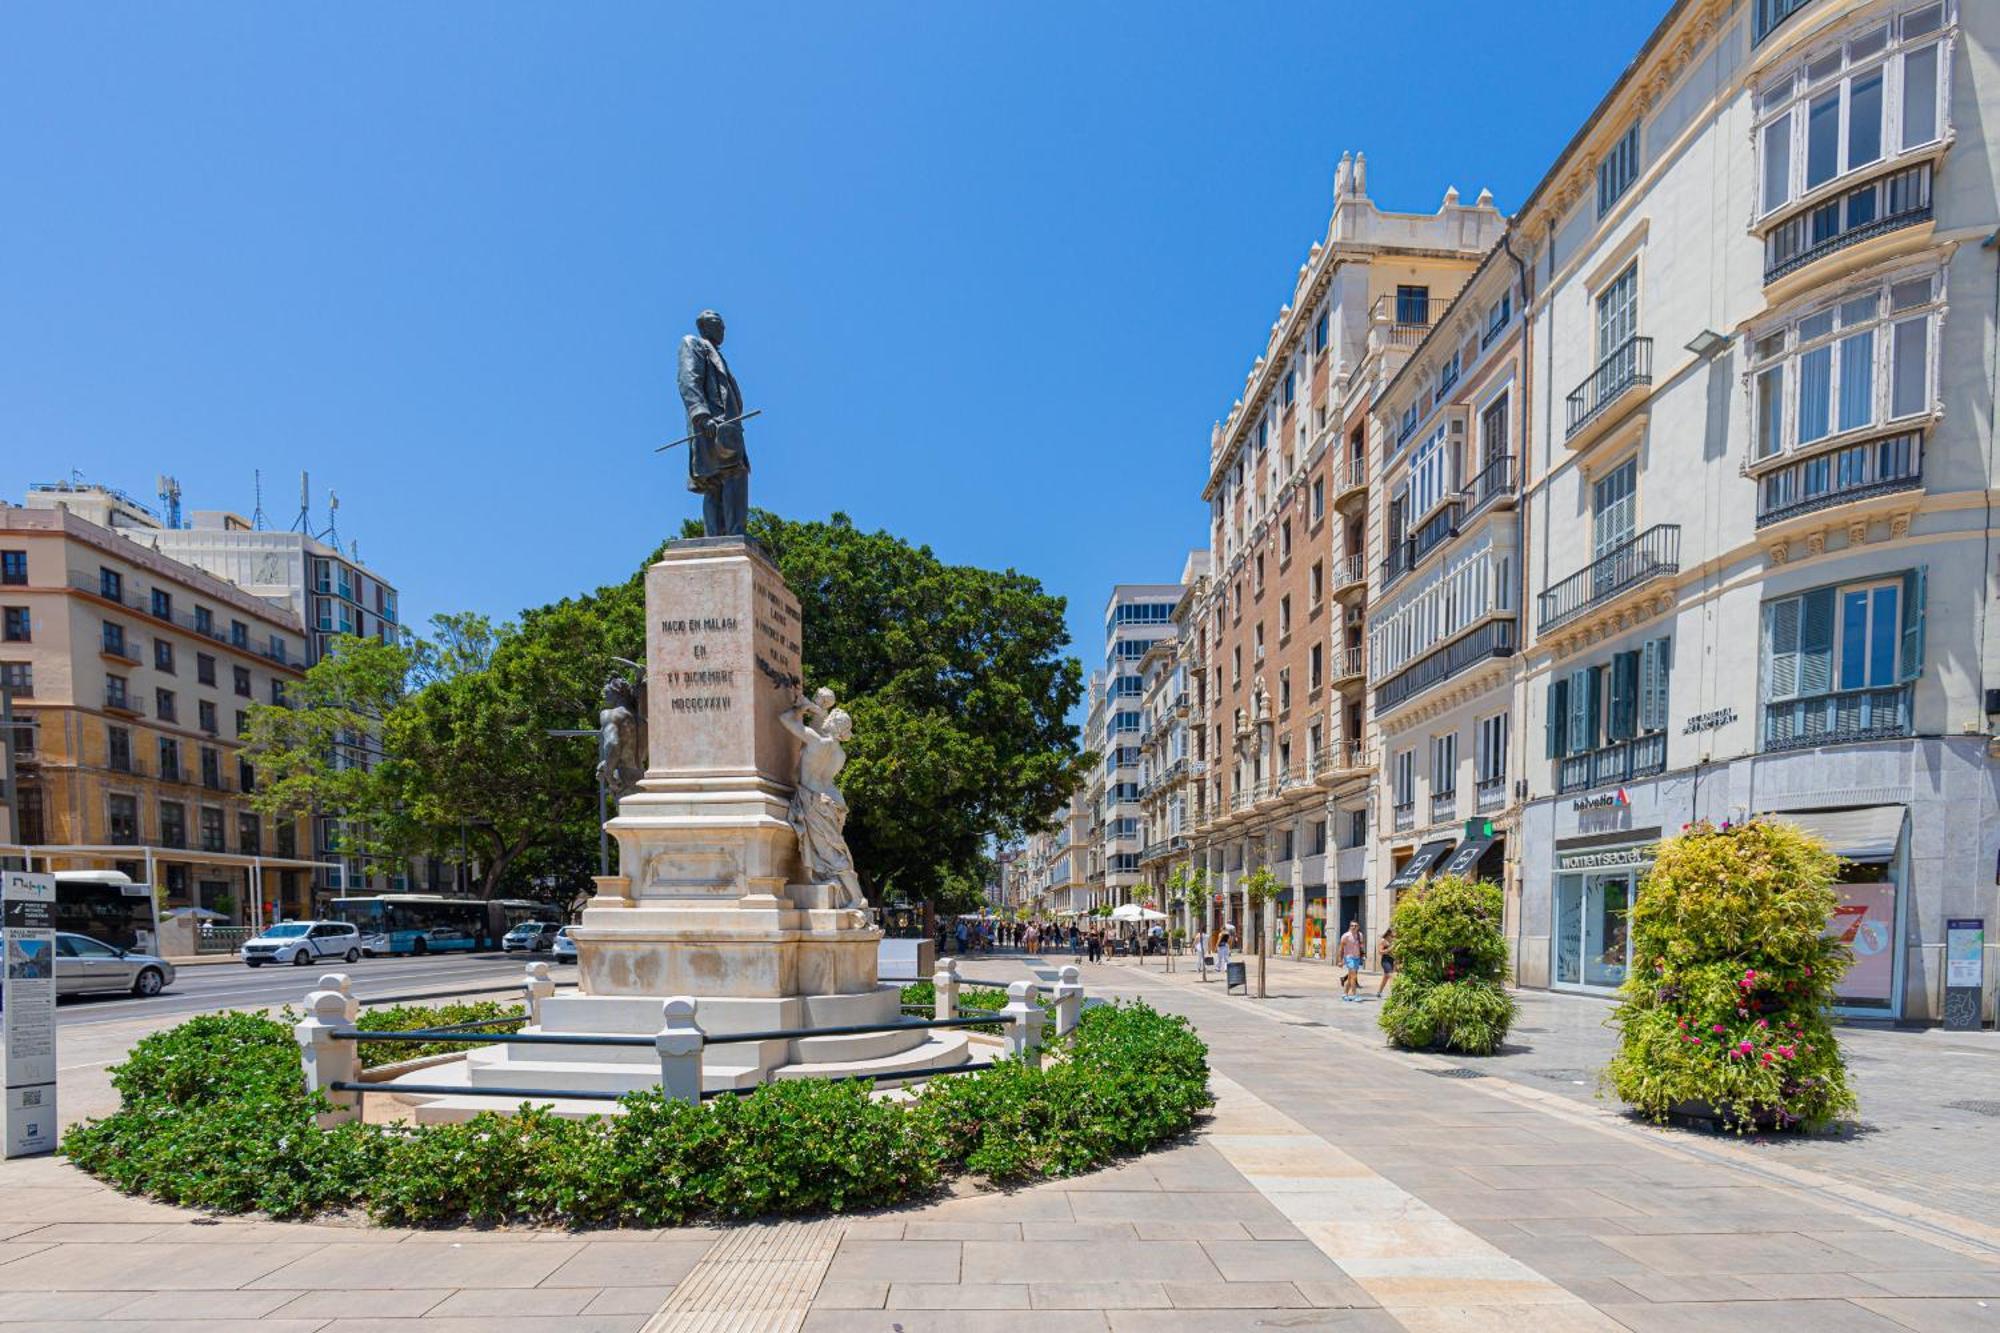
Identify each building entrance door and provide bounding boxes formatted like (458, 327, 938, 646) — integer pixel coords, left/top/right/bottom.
(1554, 870, 1636, 992)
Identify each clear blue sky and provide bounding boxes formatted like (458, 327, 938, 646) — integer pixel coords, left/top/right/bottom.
(3, 2, 1666, 674)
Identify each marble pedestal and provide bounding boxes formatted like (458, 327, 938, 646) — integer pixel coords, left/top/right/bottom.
(403, 540, 966, 1119)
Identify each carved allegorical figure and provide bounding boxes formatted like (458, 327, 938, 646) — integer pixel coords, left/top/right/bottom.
(596, 673, 647, 802)
(780, 688, 866, 911)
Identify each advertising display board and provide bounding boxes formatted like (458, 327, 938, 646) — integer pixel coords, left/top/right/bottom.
(4, 870, 59, 1158)
(1943, 917, 1985, 1032)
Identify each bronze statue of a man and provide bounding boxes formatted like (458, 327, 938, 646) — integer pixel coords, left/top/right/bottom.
(675, 309, 750, 537)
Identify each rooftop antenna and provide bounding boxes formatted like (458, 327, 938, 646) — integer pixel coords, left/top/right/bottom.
(251, 469, 267, 530)
(322, 490, 341, 547)
(155, 474, 183, 529)
(291, 471, 312, 533)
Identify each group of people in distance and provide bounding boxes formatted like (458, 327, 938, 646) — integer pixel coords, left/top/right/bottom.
(939, 916, 1166, 964)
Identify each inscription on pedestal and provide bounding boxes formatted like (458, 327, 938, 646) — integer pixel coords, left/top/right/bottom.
(645, 546, 802, 782)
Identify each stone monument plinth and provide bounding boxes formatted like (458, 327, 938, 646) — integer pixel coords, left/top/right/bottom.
(405, 539, 966, 1119)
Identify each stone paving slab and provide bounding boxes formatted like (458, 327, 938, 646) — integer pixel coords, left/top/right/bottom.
(6, 951, 2000, 1331)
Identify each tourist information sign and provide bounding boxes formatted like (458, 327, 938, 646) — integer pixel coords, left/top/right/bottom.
(3, 870, 58, 1157)
(1944, 917, 1985, 1032)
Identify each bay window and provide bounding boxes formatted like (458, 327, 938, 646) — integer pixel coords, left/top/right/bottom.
(1748, 269, 1938, 463)
(1754, 3, 1950, 220)
(1408, 425, 1453, 520)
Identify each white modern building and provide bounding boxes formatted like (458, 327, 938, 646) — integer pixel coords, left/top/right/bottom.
(1093, 583, 1185, 910)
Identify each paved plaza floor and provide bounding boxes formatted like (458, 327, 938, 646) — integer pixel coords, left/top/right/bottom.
(2, 953, 1996, 1330)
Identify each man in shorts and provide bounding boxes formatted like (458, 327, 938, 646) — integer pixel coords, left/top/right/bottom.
(1338, 920, 1365, 1001)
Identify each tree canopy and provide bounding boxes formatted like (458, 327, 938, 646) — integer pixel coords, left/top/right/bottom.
(247, 510, 1088, 912)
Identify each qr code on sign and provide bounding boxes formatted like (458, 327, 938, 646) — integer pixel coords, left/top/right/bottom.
(22, 1090, 43, 1107)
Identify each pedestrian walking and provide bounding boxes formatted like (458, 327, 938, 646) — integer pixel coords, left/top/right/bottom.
(1338, 919, 1365, 1000)
(1376, 926, 1397, 997)
(1216, 927, 1232, 985)
(1086, 929, 1102, 964)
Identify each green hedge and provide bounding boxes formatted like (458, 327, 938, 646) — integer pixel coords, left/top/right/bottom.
(63, 999, 1210, 1227)
(1378, 874, 1517, 1055)
(1604, 820, 1855, 1132)
(354, 1000, 525, 1069)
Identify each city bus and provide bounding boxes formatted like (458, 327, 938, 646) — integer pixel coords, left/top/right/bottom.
(53, 870, 161, 953)
(327, 894, 558, 955)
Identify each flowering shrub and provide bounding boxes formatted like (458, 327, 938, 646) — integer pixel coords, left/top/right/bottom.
(1605, 819, 1855, 1131)
(1378, 874, 1516, 1055)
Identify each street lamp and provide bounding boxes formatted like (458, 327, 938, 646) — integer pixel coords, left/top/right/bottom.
(547, 729, 607, 877)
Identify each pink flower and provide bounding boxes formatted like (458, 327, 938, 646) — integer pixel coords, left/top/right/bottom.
(1756, 1019, 1769, 1029)
(1777, 1046, 1795, 1058)
(1760, 1052, 1774, 1065)
(1738, 1041, 1753, 1054)
(1711, 1024, 1724, 1034)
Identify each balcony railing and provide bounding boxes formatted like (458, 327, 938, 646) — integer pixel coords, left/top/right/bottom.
(1374, 618, 1516, 715)
(1392, 801, 1415, 832)
(1369, 293, 1435, 351)
(1430, 790, 1457, 823)
(1460, 454, 1517, 519)
(1336, 457, 1367, 497)
(1566, 336, 1653, 440)
(1765, 162, 1932, 283)
(1756, 431, 1922, 528)
(1538, 524, 1680, 634)
(1764, 684, 1912, 753)
(1330, 648, 1364, 682)
(1404, 500, 1462, 570)
(104, 690, 142, 717)
(1476, 776, 1506, 813)
(1556, 731, 1667, 795)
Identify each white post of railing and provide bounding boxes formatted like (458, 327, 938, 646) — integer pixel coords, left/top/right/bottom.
(1054, 965, 1084, 1037)
(294, 989, 359, 1127)
(655, 996, 703, 1106)
(316, 972, 359, 1023)
(1002, 980, 1046, 1069)
(523, 961, 554, 1026)
(932, 956, 960, 1021)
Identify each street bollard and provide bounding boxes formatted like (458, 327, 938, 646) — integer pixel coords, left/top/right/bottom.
(294, 989, 360, 1127)
(1002, 980, 1046, 1069)
(316, 972, 359, 1023)
(1054, 965, 1084, 1037)
(523, 961, 554, 1025)
(932, 956, 960, 1021)
(655, 996, 704, 1105)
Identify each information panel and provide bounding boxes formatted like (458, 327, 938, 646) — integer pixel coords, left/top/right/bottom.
(3, 870, 59, 1157)
(1943, 917, 1985, 1033)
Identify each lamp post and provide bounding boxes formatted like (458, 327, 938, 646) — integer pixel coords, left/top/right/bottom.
(547, 729, 607, 877)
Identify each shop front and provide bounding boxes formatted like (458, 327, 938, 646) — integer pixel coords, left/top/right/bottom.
(1273, 888, 1295, 955)
(1770, 806, 1909, 1019)
(1303, 885, 1327, 960)
(1552, 840, 1654, 995)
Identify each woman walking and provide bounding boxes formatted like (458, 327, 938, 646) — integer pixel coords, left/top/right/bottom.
(1376, 926, 1397, 996)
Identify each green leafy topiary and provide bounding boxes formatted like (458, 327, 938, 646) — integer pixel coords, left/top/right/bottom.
(1378, 874, 1517, 1055)
(62, 999, 1210, 1226)
(1605, 819, 1855, 1132)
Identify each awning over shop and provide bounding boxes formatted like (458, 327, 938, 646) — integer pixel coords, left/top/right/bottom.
(1437, 832, 1497, 879)
(1387, 839, 1455, 890)
(1768, 806, 1906, 864)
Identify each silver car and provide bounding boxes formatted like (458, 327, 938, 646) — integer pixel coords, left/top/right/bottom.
(551, 927, 576, 964)
(56, 932, 176, 998)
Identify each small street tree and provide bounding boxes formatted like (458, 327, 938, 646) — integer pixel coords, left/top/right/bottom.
(1240, 866, 1283, 999)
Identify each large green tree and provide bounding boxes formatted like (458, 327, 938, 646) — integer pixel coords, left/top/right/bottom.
(249, 510, 1088, 912)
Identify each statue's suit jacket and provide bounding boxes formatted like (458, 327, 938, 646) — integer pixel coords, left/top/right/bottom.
(676, 334, 749, 491)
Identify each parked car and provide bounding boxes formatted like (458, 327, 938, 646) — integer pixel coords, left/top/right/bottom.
(240, 921, 363, 967)
(502, 921, 563, 952)
(551, 926, 576, 964)
(37, 933, 176, 998)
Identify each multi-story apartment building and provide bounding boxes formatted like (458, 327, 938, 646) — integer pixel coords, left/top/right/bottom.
(1094, 583, 1184, 911)
(1499, 0, 1997, 1023)
(1017, 788, 1091, 920)
(21, 482, 410, 896)
(1366, 244, 1528, 944)
(1189, 154, 1506, 957)
(0, 500, 318, 924)
(1136, 554, 1209, 914)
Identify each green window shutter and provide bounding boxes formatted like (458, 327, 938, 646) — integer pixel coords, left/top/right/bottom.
(1900, 566, 1926, 681)
(1608, 644, 1640, 736)
(1765, 597, 1801, 701)
(1546, 678, 1568, 758)
(1799, 587, 1836, 696)
(1586, 666, 1603, 751)
(1569, 666, 1600, 755)
(1638, 641, 1658, 732)
(1650, 636, 1674, 731)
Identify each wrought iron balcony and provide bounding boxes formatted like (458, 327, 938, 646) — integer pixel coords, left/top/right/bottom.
(1392, 801, 1415, 832)
(1756, 431, 1922, 528)
(1765, 162, 1931, 284)
(1556, 732, 1667, 795)
(1373, 617, 1516, 715)
(1565, 336, 1653, 441)
(1430, 790, 1457, 824)
(1764, 684, 1912, 753)
(1459, 454, 1517, 519)
(1538, 524, 1680, 634)
(1476, 776, 1507, 813)
(1404, 500, 1461, 570)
